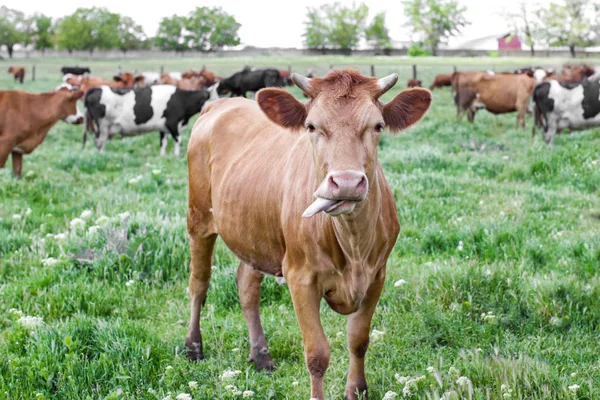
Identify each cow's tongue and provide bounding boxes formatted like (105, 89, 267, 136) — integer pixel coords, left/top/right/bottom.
(302, 198, 343, 218)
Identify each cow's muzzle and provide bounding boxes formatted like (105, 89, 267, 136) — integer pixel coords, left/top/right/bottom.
(303, 171, 368, 218)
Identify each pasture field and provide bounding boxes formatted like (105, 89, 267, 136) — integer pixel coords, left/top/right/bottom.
(1, 56, 600, 400)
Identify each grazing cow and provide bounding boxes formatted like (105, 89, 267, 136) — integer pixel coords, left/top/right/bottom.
(84, 85, 215, 155)
(185, 70, 432, 399)
(113, 72, 141, 88)
(69, 76, 129, 95)
(429, 74, 453, 90)
(560, 64, 595, 82)
(160, 74, 179, 86)
(136, 72, 161, 87)
(61, 67, 91, 76)
(407, 79, 422, 88)
(216, 68, 282, 98)
(452, 71, 487, 117)
(0, 88, 84, 178)
(532, 79, 600, 145)
(279, 69, 293, 86)
(198, 68, 217, 87)
(463, 73, 536, 128)
(8, 67, 25, 84)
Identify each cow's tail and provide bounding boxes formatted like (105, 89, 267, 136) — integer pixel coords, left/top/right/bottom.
(531, 86, 544, 138)
(83, 108, 94, 149)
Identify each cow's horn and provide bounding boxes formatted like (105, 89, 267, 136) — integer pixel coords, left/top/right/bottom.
(377, 73, 398, 97)
(292, 73, 312, 96)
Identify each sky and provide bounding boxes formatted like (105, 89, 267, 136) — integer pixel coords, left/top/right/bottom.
(3, 0, 539, 49)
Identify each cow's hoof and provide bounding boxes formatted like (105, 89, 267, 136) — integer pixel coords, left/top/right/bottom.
(345, 382, 368, 400)
(185, 340, 204, 361)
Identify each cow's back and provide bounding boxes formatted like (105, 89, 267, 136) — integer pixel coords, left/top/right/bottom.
(475, 74, 535, 113)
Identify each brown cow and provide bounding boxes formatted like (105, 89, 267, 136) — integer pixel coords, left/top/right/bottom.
(452, 71, 487, 118)
(464, 73, 536, 128)
(185, 70, 432, 399)
(113, 72, 140, 88)
(0, 88, 84, 178)
(8, 67, 25, 84)
(429, 73, 452, 90)
(407, 78, 421, 88)
(178, 76, 206, 91)
(160, 74, 179, 86)
(560, 64, 595, 82)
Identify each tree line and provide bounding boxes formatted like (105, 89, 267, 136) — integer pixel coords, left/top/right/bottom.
(0, 5, 241, 58)
(0, 0, 598, 59)
(303, 0, 599, 57)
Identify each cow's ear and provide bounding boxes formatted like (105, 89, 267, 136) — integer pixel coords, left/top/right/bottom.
(134, 76, 144, 82)
(383, 88, 432, 133)
(113, 75, 123, 82)
(256, 88, 306, 130)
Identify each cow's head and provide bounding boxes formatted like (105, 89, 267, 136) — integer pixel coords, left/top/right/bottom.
(55, 86, 85, 124)
(114, 72, 136, 88)
(257, 70, 431, 218)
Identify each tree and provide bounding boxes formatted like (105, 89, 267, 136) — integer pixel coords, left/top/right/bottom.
(504, 3, 537, 56)
(365, 12, 391, 50)
(55, 8, 120, 55)
(155, 15, 188, 53)
(185, 7, 241, 52)
(117, 16, 147, 53)
(535, 0, 599, 57)
(303, 2, 369, 53)
(32, 14, 54, 53)
(402, 0, 469, 56)
(0, 7, 28, 58)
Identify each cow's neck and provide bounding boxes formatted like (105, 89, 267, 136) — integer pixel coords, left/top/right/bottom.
(330, 167, 381, 266)
(31, 93, 65, 126)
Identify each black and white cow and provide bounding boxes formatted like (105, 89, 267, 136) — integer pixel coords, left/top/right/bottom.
(84, 85, 217, 155)
(533, 79, 600, 145)
(61, 67, 91, 76)
(216, 68, 282, 98)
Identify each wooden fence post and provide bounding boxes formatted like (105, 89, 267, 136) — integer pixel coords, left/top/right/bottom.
(32, 65, 36, 81)
(371, 64, 375, 77)
(288, 64, 292, 74)
(453, 65, 457, 73)
(160, 65, 164, 75)
(412, 64, 417, 80)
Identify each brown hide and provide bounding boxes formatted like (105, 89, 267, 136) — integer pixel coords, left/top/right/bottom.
(429, 73, 452, 90)
(8, 67, 25, 84)
(407, 78, 421, 88)
(0, 89, 84, 177)
(185, 70, 432, 399)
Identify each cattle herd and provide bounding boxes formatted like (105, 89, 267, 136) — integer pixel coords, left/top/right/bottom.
(1, 60, 600, 399)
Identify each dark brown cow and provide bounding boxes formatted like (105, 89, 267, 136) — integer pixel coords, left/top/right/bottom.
(70, 76, 129, 95)
(559, 64, 595, 82)
(178, 76, 206, 91)
(407, 78, 422, 88)
(0, 88, 84, 178)
(8, 67, 25, 84)
(185, 70, 432, 399)
(160, 74, 179, 86)
(113, 72, 140, 88)
(452, 71, 487, 118)
(429, 73, 453, 90)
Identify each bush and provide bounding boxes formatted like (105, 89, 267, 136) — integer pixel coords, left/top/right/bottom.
(408, 44, 432, 57)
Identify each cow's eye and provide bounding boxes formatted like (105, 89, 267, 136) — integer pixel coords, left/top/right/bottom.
(374, 123, 385, 133)
(306, 124, 316, 133)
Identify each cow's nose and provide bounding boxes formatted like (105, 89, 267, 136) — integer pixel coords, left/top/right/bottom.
(327, 171, 367, 199)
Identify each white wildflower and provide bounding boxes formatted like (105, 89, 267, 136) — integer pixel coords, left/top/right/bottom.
(162, 395, 172, 400)
(439, 390, 458, 400)
(220, 369, 242, 380)
(54, 233, 68, 240)
(88, 225, 101, 235)
(9, 308, 23, 318)
(457, 240, 463, 251)
(292, 381, 299, 386)
(17, 315, 44, 329)
(243, 390, 254, 398)
(25, 208, 32, 216)
(382, 391, 398, 400)
(456, 376, 471, 387)
(165, 365, 174, 372)
(148, 388, 155, 394)
(370, 329, 385, 342)
(394, 279, 406, 287)
(395, 374, 409, 384)
(426, 366, 435, 373)
(232, 348, 240, 352)
(225, 385, 237, 391)
(479, 200, 484, 205)
(95, 215, 110, 225)
(80, 210, 93, 220)
(128, 175, 143, 185)
(70, 218, 86, 230)
(188, 381, 198, 390)
(449, 367, 460, 376)
(402, 385, 412, 397)
(125, 280, 135, 287)
(176, 394, 191, 400)
(568, 384, 579, 393)
(232, 390, 242, 396)
(484, 269, 492, 276)
(550, 316, 562, 326)
(45, 233, 54, 239)
(118, 211, 131, 220)
(152, 169, 161, 175)
(571, 373, 577, 378)
(42, 257, 59, 267)
(12, 214, 21, 220)
(503, 393, 511, 399)
(503, 155, 509, 160)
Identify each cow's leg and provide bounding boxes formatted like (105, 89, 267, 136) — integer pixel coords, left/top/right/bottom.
(289, 276, 330, 400)
(160, 131, 168, 156)
(167, 130, 181, 157)
(236, 262, 274, 372)
(542, 116, 557, 146)
(185, 233, 217, 361)
(11, 149, 24, 178)
(95, 124, 109, 153)
(345, 277, 385, 400)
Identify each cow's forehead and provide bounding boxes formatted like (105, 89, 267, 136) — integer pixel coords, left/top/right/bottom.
(308, 95, 381, 126)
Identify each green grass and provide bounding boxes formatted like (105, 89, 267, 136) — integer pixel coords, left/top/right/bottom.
(1, 56, 600, 400)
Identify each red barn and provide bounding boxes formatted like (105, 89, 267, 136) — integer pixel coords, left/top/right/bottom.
(497, 34, 522, 50)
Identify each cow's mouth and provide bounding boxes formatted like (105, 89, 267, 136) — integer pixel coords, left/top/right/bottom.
(302, 198, 358, 218)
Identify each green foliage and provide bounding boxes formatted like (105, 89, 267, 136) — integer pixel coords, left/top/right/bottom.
(54, 8, 121, 54)
(31, 14, 54, 52)
(155, 7, 241, 53)
(535, 0, 599, 57)
(365, 12, 391, 50)
(0, 7, 28, 58)
(303, 2, 369, 51)
(155, 15, 188, 53)
(407, 43, 432, 56)
(403, 0, 469, 56)
(503, 3, 538, 55)
(117, 16, 148, 53)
